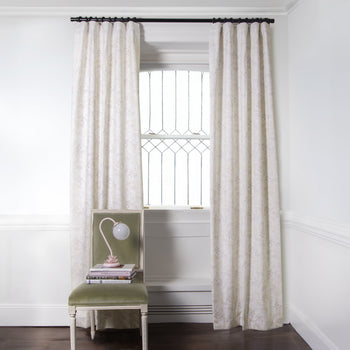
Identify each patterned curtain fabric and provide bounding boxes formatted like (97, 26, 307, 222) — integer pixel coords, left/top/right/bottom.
(209, 22, 283, 330)
(70, 21, 142, 328)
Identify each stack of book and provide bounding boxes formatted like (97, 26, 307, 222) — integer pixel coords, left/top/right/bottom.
(86, 264, 136, 284)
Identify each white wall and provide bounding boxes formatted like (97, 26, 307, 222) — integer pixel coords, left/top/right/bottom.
(288, 0, 350, 222)
(0, 16, 73, 325)
(0, 16, 73, 215)
(4, 6, 350, 348)
(0, 12, 289, 326)
(285, 0, 350, 348)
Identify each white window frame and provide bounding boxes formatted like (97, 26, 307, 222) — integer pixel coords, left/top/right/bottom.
(140, 22, 210, 210)
(140, 70, 210, 208)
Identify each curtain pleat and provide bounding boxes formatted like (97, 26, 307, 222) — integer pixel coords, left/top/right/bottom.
(210, 22, 283, 331)
(70, 21, 142, 329)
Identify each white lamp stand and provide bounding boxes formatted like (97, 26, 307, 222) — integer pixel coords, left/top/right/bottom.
(98, 217, 130, 267)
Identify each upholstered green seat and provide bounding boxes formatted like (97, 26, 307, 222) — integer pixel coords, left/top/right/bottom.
(69, 276, 148, 307)
(68, 210, 148, 350)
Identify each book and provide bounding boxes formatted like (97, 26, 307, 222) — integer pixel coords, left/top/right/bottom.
(88, 270, 135, 277)
(86, 278, 133, 284)
(90, 264, 136, 272)
(86, 271, 136, 280)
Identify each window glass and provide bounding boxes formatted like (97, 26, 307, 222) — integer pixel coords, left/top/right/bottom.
(140, 71, 210, 207)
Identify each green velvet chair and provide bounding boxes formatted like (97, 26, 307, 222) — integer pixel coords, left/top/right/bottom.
(68, 209, 148, 350)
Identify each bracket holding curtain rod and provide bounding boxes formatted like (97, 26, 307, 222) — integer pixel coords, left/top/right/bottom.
(70, 17, 275, 24)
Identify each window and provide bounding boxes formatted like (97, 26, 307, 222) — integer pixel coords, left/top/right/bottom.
(140, 70, 210, 207)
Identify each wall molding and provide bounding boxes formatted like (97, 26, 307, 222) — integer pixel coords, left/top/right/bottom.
(0, 215, 70, 231)
(7, 211, 348, 249)
(282, 212, 350, 249)
(0, 299, 213, 326)
(0, 302, 213, 325)
(286, 0, 305, 14)
(0, 6, 287, 17)
(0, 210, 210, 232)
(288, 304, 338, 350)
(0, 304, 68, 326)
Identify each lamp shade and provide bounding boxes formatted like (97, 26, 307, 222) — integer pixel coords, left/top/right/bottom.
(112, 222, 130, 240)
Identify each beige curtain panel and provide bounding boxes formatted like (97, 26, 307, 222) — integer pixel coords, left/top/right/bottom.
(210, 22, 283, 330)
(70, 21, 142, 328)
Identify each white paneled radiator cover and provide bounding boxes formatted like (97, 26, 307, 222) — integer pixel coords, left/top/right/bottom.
(144, 209, 212, 323)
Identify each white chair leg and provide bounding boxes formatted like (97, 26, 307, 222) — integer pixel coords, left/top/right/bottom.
(90, 310, 96, 340)
(141, 311, 148, 350)
(69, 306, 76, 350)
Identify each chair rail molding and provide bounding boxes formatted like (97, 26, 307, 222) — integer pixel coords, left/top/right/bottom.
(282, 211, 350, 248)
(0, 215, 70, 232)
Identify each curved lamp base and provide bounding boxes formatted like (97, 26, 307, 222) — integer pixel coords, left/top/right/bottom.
(103, 255, 121, 268)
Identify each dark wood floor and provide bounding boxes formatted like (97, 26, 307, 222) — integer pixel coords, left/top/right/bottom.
(0, 323, 311, 350)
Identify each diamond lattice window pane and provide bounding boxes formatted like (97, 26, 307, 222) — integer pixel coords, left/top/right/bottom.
(140, 70, 210, 207)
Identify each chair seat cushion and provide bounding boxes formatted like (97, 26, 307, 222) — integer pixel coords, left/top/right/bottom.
(68, 279, 148, 307)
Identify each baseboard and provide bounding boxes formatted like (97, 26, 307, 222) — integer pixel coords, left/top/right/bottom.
(0, 302, 212, 326)
(289, 304, 339, 350)
(0, 304, 69, 326)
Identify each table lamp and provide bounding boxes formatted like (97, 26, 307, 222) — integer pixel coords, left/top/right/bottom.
(99, 217, 130, 267)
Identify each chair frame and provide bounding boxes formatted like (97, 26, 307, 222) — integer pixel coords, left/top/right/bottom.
(69, 209, 148, 350)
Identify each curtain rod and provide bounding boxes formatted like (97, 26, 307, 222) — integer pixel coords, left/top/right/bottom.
(70, 17, 275, 24)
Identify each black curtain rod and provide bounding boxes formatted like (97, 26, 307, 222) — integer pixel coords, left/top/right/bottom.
(70, 17, 274, 24)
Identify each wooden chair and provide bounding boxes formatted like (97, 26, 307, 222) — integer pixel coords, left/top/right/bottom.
(68, 209, 148, 350)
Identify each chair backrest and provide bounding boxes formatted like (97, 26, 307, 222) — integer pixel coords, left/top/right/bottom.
(90, 210, 144, 272)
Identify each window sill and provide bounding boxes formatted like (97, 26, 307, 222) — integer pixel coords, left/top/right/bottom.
(144, 206, 209, 210)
